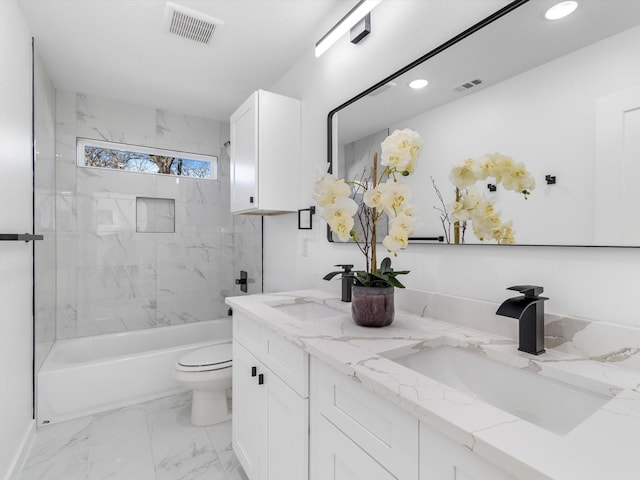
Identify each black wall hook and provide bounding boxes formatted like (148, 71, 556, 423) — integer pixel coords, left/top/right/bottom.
(545, 175, 556, 185)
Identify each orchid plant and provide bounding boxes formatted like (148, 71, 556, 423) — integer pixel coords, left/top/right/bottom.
(314, 128, 423, 288)
(433, 153, 535, 244)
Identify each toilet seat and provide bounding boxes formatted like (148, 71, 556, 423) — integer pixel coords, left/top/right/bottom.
(176, 342, 232, 372)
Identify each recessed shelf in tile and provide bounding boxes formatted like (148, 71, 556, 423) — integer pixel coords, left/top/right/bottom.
(136, 197, 175, 233)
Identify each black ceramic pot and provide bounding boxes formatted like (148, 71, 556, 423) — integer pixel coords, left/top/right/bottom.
(351, 285, 394, 327)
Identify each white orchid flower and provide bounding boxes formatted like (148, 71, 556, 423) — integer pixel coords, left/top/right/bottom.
(380, 128, 423, 173)
(313, 173, 351, 207)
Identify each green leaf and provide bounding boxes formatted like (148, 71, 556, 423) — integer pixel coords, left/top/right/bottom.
(371, 272, 390, 282)
(355, 271, 372, 287)
(379, 257, 392, 274)
(386, 276, 406, 288)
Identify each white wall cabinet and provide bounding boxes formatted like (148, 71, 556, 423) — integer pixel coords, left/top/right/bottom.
(232, 311, 309, 480)
(230, 89, 301, 215)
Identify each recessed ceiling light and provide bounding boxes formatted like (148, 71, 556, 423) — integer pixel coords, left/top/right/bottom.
(545, 1, 578, 20)
(409, 79, 429, 90)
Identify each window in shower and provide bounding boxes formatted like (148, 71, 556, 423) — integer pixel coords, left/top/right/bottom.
(76, 138, 217, 179)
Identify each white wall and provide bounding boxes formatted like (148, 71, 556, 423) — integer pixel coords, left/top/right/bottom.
(0, 1, 35, 478)
(265, 0, 640, 327)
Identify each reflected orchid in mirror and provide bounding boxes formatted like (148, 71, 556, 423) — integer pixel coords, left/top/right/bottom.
(314, 128, 423, 287)
(433, 153, 534, 244)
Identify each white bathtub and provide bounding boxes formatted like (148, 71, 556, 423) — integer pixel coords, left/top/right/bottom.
(37, 319, 231, 426)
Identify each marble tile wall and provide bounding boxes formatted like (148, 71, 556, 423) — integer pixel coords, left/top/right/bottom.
(34, 46, 57, 371)
(55, 92, 261, 339)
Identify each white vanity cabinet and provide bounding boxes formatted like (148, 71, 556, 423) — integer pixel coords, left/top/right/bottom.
(311, 358, 419, 480)
(232, 311, 309, 480)
(229, 89, 301, 215)
(230, 297, 518, 480)
(420, 423, 515, 480)
(310, 358, 515, 480)
(315, 415, 398, 480)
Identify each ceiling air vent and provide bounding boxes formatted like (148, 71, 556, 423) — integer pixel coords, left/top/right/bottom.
(164, 2, 223, 45)
(453, 78, 483, 93)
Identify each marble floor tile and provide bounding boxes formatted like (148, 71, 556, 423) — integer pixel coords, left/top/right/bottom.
(147, 400, 225, 480)
(90, 405, 148, 446)
(15, 393, 245, 480)
(87, 431, 155, 480)
(18, 416, 92, 480)
(206, 421, 248, 480)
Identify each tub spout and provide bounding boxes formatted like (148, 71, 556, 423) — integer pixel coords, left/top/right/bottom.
(496, 285, 549, 355)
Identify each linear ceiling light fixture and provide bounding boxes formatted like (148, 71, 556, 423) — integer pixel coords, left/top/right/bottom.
(315, 0, 382, 57)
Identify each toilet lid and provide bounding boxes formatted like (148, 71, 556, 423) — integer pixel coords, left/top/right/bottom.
(177, 343, 232, 371)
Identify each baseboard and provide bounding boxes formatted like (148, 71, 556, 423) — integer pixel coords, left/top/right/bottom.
(4, 420, 35, 480)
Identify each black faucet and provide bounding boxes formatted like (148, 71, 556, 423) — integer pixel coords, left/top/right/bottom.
(323, 264, 355, 302)
(495, 285, 549, 355)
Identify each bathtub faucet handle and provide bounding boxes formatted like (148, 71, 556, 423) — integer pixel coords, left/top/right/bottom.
(235, 270, 248, 293)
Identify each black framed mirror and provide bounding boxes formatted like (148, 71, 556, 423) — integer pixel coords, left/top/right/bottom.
(327, 0, 640, 247)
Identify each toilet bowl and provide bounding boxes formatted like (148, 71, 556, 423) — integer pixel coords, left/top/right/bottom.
(174, 342, 232, 426)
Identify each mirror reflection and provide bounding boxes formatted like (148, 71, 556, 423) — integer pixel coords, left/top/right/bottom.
(330, 0, 640, 246)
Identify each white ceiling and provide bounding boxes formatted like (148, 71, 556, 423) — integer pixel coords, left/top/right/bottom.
(18, 0, 343, 121)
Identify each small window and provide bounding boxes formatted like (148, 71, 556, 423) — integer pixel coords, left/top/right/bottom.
(77, 138, 217, 180)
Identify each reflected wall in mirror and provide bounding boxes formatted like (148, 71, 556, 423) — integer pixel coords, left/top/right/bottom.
(329, 0, 640, 246)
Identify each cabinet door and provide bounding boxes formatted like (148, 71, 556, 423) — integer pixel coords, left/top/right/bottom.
(316, 415, 397, 480)
(420, 423, 514, 480)
(262, 365, 308, 480)
(233, 342, 263, 479)
(230, 92, 258, 213)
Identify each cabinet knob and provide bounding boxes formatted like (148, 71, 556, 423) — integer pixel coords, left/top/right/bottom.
(258, 373, 264, 385)
(251, 366, 257, 377)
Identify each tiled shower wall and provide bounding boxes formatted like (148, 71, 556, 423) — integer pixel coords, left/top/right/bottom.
(55, 92, 261, 339)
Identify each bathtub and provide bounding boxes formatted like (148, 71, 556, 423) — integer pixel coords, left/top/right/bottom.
(37, 318, 231, 426)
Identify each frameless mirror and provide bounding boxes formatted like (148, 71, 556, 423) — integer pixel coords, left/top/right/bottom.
(329, 0, 640, 246)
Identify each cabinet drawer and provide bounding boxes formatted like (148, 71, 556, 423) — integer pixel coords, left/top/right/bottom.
(233, 310, 260, 352)
(420, 423, 515, 480)
(315, 414, 397, 480)
(316, 360, 418, 479)
(260, 327, 308, 397)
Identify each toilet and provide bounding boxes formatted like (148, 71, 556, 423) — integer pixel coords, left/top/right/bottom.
(174, 342, 232, 426)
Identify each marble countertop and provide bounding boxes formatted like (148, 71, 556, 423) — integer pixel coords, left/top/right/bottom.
(226, 290, 640, 480)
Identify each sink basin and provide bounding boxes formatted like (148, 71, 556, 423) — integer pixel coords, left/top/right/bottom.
(272, 301, 342, 321)
(389, 346, 615, 435)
